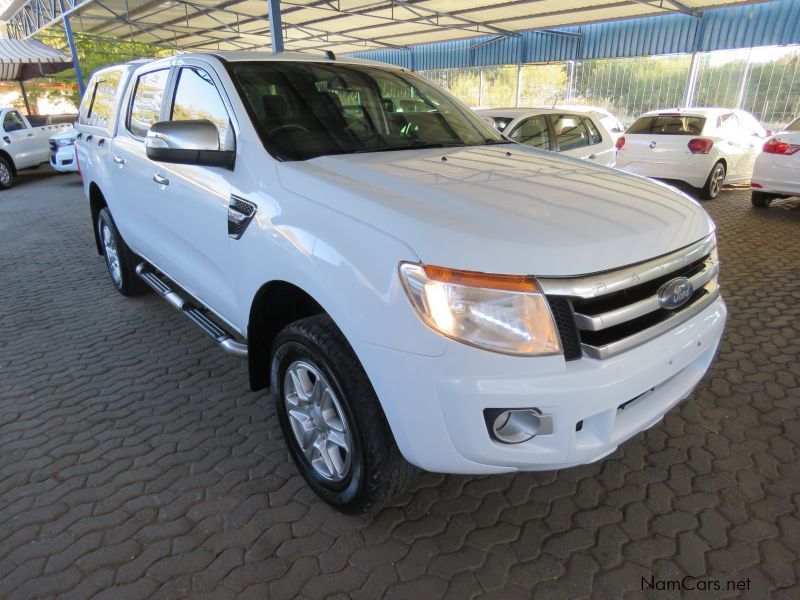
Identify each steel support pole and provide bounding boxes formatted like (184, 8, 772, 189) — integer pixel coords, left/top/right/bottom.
(19, 81, 32, 115)
(683, 52, 700, 107)
(268, 0, 284, 53)
(60, 0, 85, 97)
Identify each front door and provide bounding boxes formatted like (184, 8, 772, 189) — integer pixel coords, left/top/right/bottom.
(144, 63, 238, 322)
(3, 110, 37, 167)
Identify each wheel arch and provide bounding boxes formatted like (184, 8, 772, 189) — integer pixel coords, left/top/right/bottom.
(247, 280, 327, 391)
(89, 182, 108, 255)
(0, 149, 17, 175)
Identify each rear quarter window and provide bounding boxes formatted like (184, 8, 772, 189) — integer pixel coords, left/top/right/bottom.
(627, 115, 706, 135)
(78, 70, 123, 134)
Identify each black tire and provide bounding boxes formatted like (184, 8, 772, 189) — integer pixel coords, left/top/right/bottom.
(96, 208, 149, 296)
(699, 161, 725, 200)
(751, 190, 776, 208)
(270, 314, 414, 513)
(0, 156, 14, 190)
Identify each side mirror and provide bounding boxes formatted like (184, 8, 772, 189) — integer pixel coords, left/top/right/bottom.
(145, 120, 234, 169)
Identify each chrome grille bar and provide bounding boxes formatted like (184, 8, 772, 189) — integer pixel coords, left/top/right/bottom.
(573, 259, 719, 332)
(538, 234, 716, 299)
(540, 234, 721, 361)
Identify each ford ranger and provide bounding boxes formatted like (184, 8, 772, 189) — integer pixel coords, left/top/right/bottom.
(0, 107, 72, 188)
(76, 53, 726, 513)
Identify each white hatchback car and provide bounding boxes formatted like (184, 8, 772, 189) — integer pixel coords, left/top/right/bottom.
(750, 116, 800, 207)
(476, 107, 617, 167)
(616, 108, 769, 199)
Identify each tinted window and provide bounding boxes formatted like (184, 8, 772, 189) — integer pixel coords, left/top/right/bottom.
(171, 67, 231, 149)
(509, 115, 550, 149)
(3, 111, 25, 132)
(552, 114, 589, 151)
(79, 70, 122, 131)
(627, 115, 705, 135)
(128, 69, 170, 137)
(229, 61, 506, 161)
(583, 117, 602, 145)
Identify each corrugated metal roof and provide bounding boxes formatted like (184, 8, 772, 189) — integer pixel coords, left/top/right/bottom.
(1, 0, 777, 55)
(348, 0, 800, 68)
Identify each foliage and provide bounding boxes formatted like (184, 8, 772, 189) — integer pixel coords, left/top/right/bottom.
(23, 31, 171, 109)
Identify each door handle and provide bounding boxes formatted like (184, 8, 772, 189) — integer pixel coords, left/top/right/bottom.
(112, 155, 126, 165)
(588, 153, 598, 159)
(153, 173, 170, 186)
(27, 133, 33, 137)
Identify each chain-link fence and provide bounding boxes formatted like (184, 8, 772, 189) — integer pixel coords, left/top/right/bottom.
(419, 45, 800, 131)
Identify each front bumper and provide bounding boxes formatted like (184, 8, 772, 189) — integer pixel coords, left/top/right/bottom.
(361, 296, 726, 474)
(50, 145, 77, 172)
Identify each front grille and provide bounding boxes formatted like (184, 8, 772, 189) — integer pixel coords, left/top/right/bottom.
(540, 235, 720, 360)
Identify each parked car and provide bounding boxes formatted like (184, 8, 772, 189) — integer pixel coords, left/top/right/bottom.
(77, 54, 726, 512)
(751, 116, 800, 207)
(476, 107, 617, 167)
(0, 107, 72, 189)
(550, 104, 626, 142)
(615, 108, 769, 199)
(50, 129, 78, 173)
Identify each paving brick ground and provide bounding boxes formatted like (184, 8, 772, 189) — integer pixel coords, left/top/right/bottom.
(0, 167, 798, 599)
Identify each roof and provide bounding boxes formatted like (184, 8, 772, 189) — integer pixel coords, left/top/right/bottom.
(640, 107, 736, 117)
(477, 106, 614, 119)
(1, 0, 771, 55)
(0, 38, 71, 81)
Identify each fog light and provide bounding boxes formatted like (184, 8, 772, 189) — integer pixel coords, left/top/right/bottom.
(486, 408, 553, 444)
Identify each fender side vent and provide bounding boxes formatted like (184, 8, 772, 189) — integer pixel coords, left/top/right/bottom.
(228, 196, 257, 240)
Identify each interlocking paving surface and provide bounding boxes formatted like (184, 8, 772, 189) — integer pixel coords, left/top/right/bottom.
(1, 168, 798, 600)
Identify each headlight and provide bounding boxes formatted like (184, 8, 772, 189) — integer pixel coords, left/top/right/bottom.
(54, 138, 75, 147)
(399, 263, 562, 356)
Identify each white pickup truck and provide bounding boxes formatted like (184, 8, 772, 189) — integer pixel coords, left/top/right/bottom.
(0, 107, 72, 188)
(77, 53, 726, 512)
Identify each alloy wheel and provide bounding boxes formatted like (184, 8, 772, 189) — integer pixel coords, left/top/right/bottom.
(283, 360, 353, 482)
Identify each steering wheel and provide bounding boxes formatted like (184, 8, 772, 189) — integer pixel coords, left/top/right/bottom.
(265, 124, 309, 138)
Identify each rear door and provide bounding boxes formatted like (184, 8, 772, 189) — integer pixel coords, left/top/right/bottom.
(107, 67, 173, 257)
(76, 68, 125, 188)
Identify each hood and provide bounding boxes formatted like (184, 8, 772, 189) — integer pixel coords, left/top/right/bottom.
(50, 129, 76, 142)
(277, 144, 714, 276)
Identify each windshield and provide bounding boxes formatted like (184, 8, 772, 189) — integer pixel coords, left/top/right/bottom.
(228, 61, 506, 161)
(627, 115, 706, 135)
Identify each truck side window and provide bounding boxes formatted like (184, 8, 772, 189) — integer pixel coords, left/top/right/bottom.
(3, 111, 26, 132)
(80, 70, 122, 132)
(170, 67, 231, 149)
(128, 69, 170, 138)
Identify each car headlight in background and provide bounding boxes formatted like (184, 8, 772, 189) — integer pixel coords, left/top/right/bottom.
(53, 138, 76, 147)
(399, 263, 562, 356)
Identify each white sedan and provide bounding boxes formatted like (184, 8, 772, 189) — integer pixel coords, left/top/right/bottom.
(49, 128, 78, 173)
(476, 107, 617, 167)
(615, 108, 769, 199)
(751, 116, 800, 207)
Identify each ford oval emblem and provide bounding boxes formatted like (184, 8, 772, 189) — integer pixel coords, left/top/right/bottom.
(649, 141, 657, 149)
(658, 277, 694, 310)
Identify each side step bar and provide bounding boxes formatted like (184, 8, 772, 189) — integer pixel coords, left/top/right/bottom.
(136, 263, 248, 359)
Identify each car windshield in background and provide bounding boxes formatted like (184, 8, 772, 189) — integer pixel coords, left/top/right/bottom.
(487, 116, 514, 131)
(229, 61, 507, 161)
(627, 115, 706, 135)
